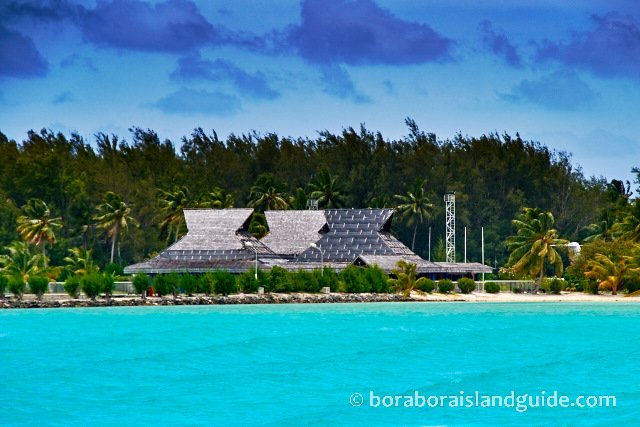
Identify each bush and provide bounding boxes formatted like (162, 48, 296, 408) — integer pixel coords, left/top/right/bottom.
(340, 266, 369, 293)
(512, 286, 523, 294)
(132, 273, 150, 298)
(165, 273, 180, 297)
(81, 273, 103, 300)
(8, 277, 26, 300)
(415, 278, 435, 293)
(484, 282, 500, 294)
(457, 277, 475, 294)
(213, 270, 237, 295)
(102, 274, 115, 299)
(0, 275, 8, 297)
(237, 269, 268, 293)
(29, 276, 49, 300)
(585, 279, 600, 295)
(180, 273, 198, 296)
(301, 271, 322, 293)
(198, 273, 216, 295)
(548, 278, 563, 295)
(153, 274, 169, 297)
(268, 266, 291, 293)
(625, 280, 640, 294)
(64, 275, 81, 298)
(364, 266, 390, 293)
(105, 263, 124, 277)
(438, 279, 454, 294)
(316, 268, 339, 292)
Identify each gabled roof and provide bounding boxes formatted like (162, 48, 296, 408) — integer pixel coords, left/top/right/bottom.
(170, 208, 254, 251)
(296, 208, 396, 262)
(354, 255, 493, 275)
(261, 210, 327, 257)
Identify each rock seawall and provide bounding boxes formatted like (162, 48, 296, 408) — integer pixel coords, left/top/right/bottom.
(0, 293, 409, 309)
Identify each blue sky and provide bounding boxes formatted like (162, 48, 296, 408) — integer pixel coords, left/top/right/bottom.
(1, 0, 639, 185)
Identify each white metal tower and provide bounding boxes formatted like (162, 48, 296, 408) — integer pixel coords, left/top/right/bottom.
(444, 192, 455, 262)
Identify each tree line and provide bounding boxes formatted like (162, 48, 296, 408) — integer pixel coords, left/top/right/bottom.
(0, 119, 636, 278)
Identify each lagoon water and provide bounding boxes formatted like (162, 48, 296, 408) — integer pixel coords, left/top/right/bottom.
(1, 302, 639, 426)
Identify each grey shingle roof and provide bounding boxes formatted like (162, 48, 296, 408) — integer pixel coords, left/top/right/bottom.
(262, 210, 327, 257)
(170, 208, 254, 251)
(354, 255, 493, 274)
(296, 208, 396, 262)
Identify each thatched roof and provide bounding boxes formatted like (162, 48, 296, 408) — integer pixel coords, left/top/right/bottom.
(262, 210, 327, 257)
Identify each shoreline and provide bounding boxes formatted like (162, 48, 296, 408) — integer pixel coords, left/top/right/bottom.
(1, 291, 638, 309)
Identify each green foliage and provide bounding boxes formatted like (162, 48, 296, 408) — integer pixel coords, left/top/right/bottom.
(237, 268, 268, 293)
(164, 273, 180, 297)
(457, 277, 475, 294)
(8, 276, 26, 299)
(0, 241, 46, 283)
(484, 282, 500, 293)
(438, 279, 454, 294)
(268, 266, 290, 293)
(388, 260, 425, 296)
(198, 272, 216, 295)
(363, 265, 390, 293)
(340, 266, 368, 293)
(213, 270, 237, 295)
(0, 275, 7, 296)
(105, 263, 124, 277)
(512, 286, 523, 294)
(542, 278, 564, 294)
(102, 273, 115, 299)
(64, 275, 81, 298)
(394, 178, 433, 251)
(153, 274, 169, 297)
(132, 273, 150, 297)
(415, 278, 435, 293)
(28, 276, 49, 300)
(180, 273, 198, 296)
(81, 273, 103, 300)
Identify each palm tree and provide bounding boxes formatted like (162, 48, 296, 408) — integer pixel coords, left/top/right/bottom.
(394, 179, 433, 251)
(289, 188, 309, 210)
(93, 192, 138, 264)
(582, 211, 615, 243)
(584, 253, 640, 295)
(388, 260, 429, 297)
(200, 187, 235, 209)
(505, 207, 568, 291)
(308, 169, 346, 208)
(16, 199, 62, 267)
(0, 241, 46, 283)
(612, 199, 640, 242)
(64, 247, 99, 276)
(248, 174, 289, 211)
(157, 186, 192, 243)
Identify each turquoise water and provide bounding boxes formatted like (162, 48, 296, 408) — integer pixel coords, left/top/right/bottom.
(1, 302, 639, 426)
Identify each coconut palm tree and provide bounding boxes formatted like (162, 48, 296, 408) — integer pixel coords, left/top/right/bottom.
(157, 186, 192, 243)
(388, 260, 429, 297)
(248, 174, 289, 211)
(612, 199, 640, 242)
(16, 199, 62, 267)
(505, 207, 568, 291)
(584, 253, 640, 295)
(200, 187, 235, 209)
(308, 169, 346, 208)
(64, 247, 99, 276)
(93, 192, 138, 264)
(0, 241, 46, 283)
(394, 179, 433, 251)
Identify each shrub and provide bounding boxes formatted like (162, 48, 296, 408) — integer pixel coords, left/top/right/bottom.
(165, 273, 181, 298)
(438, 279, 454, 294)
(340, 266, 369, 293)
(484, 282, 500, 294)
(512, 286, 523, 294)
(415, 278, 435, 293)
(102, 274, 115, 299)
(548, 278, 563, 295)
(29, 276, 49, 300)
(625, 280, 640, 294)
(0, 275, 8, 297)
(300, 271, 321, 293)
(132, 273, 150, 298)
(8, 277, 26, 300)
(180, 274, 198, 296)
(105, 263, 124, 277)
(153, 274, 169, 297)
(268, 266, 290, 293)
(457, 277, 475, 294)
(316, 268, 339, 292)
(364, 266, 390, 293)
(288, 271, 306, 292)
(585, 279, 600, 295)
(81, 273, 103, 300)
(198, 272, 216, 295)
(64, 275, 81, 298)
(237, 270, 259, 293)
(213, 270, 237, 295)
